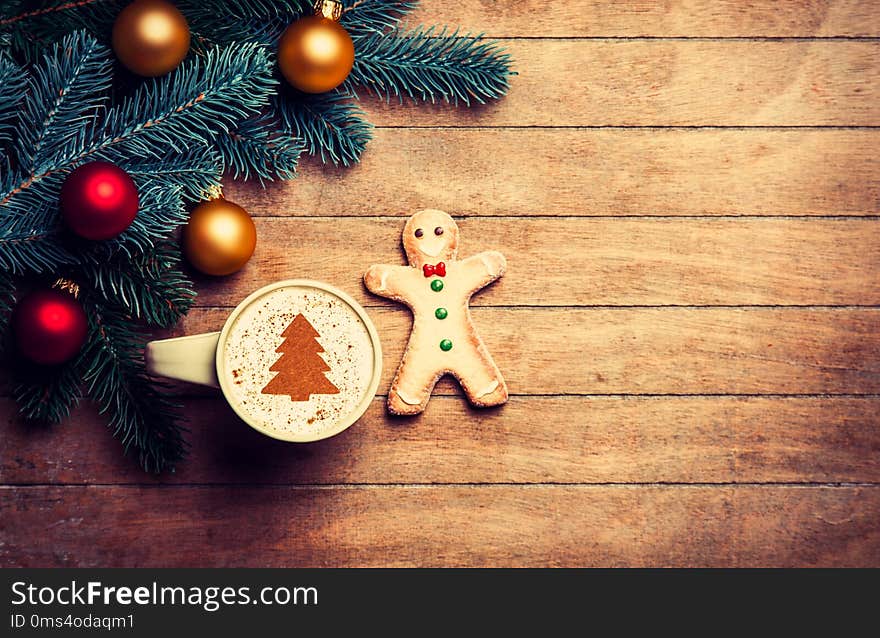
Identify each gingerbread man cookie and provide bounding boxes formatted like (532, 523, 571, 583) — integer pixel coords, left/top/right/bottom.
(364, 209, 508, 415)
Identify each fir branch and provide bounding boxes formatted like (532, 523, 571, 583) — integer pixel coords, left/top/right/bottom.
(13, 356, 83, 423)
(0, 0, 121, 59)
(347, 26, 514, 105)
(184, 0, 420, 48)
(0, 162, 194, 276)
(119, 149, 223, 203)
(189, 19, 281, 52)
(80, 296, 188, 473)
(216, 113, 303, 182)
(0, 225, 76, 272)
(0, 35, 274, 223)
(0, 268, 14, 342)
(20, 29, 111, 171)
(77, 242, 195, 328)
(0, 0, 113, 28)
(0, 186, 77, 273)
(88, 41, 276, 162)
(0, 0, 299, 54)
(110, 183, 186, 254)
(341, 0, 418, 36)
(179, 0, 307, 48)
(23, 182, 191, 270)
(276, 91, 372, 166)
(178, 0, 309, 22)
(0, 51, 25, 144)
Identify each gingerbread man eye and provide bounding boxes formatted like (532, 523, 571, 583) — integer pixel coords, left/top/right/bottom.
(434, 226, 444, 236)
(414, 228, 424, 238)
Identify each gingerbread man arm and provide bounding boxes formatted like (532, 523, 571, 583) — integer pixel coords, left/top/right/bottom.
(364, 264, 412, 301)
(459, 250, 507, 294)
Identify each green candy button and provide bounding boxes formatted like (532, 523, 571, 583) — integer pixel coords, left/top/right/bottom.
(435, 307, 448, 320)
(439, 339, 453, 351)
(430, 279, 444, 292)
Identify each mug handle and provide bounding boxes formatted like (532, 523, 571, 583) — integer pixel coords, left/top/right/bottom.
(144, 332, 221, 388)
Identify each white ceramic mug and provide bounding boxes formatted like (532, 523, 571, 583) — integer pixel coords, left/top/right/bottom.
(145, 280, 382, 442)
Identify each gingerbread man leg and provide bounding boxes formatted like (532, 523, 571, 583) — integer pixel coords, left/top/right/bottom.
(453, 339, 508, 408)
(387, 347, 444, 415)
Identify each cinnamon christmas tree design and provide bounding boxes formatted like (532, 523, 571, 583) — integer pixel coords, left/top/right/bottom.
(261, 314, 340, 401)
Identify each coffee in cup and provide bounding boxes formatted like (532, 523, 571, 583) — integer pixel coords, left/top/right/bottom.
(146, 280, 382, 442)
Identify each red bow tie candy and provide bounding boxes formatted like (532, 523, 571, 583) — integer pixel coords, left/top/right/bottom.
(423, 262, 446, 278)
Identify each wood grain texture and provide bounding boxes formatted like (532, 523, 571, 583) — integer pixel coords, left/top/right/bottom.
(163, 307, 880, 395)
(2, 397, 878, 485)
(2, 486, 877, 567)
(192, 217, 880, 307)
(225, 129, 880, 216)
(4, 2, 880, 568)
(362, 40, 880, 127)
(405, 0, 880, 37)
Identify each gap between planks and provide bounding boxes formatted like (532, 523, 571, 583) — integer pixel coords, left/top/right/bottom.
(232, 214, 880, 218)
(2, 483, 878, 489)
(445, 36, 880, 41)
(158, 306, 880, 314)
(368, 124, 880, 132)
(8, 392, 879, 400)
(405, 0, 880, 39)
(153, 393, 880, 399)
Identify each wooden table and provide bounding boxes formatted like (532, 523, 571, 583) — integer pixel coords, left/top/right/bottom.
(2, 1, 879, 567)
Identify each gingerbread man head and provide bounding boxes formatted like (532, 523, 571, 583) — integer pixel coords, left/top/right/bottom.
(402, 209, 460, 267)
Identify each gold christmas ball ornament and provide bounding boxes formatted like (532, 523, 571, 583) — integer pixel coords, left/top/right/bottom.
(278, 0, 354, 93)
(183, 199, 257, 276)
(112, 0, 190, 77)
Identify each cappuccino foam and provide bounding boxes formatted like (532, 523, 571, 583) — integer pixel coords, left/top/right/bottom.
(221, 285, 376, 438)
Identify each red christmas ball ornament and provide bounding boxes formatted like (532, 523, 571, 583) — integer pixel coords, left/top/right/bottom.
(13, 289, 88, 365)
(60, 161, 139, 240)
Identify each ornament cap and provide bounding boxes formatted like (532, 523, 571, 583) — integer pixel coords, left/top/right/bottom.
(314, 0, 343, 21)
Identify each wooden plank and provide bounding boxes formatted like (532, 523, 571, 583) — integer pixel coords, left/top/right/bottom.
(161, 307, 880, 395)
(2, 486, 877, 566)
(2, 397, 878, 485)
(403, 0, 880, 38)
(224, 129, 880, 216)
(362, 40, 880, 127)
(193, 217, 880, 307)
